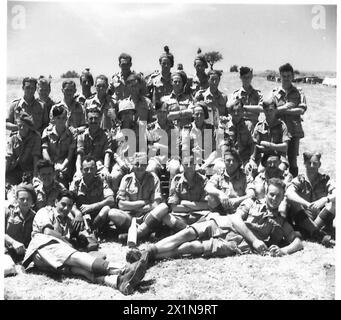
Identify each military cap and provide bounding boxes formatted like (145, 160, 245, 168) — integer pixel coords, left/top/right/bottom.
(193, 48, 208, 69)
(16, 183, 37, 203)
(239, 66, 253, 76)
(159, 46, 174, 67)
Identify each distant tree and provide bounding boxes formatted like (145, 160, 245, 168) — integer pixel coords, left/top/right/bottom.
(230, 65, 238, 72)
(294, 70, 300, 75)
(204, 51, 223, 70)
(61, 70, 79, 78)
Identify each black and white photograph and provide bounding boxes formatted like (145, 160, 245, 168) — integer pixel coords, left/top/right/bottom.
(2, 0, 338, 302)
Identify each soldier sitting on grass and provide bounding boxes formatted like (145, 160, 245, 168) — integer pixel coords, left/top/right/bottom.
(22, 190, 149, 295)
(126, 178, 303, 263)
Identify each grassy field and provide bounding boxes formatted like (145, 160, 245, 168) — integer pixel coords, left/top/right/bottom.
(4, 72, 336, 300)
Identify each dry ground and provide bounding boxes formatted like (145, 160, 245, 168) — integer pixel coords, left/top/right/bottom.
(4, 72, 336, 300)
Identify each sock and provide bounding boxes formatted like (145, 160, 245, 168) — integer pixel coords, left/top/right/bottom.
(91, 258, 109, 275)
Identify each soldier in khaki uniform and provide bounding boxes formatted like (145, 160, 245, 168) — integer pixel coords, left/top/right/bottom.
(50, 80, 86, 132)
(6, 113, 41, 185)
(270, 63, 307, 177)
(194, 70, 227, 128)
(146, 46, 174, 106)
(7, 77, 49, 134)
(36, 77, 56, 119)
(286, 152, 335, 247)
(190, 48, 209, 97)
(76, 68, 95, 105)
(84, 75, 117, 131)
(232, 67, 263, 126)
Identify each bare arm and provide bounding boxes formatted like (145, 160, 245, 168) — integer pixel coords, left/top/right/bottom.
(286, 185, 311, 208)
(180, 200, 209, 211)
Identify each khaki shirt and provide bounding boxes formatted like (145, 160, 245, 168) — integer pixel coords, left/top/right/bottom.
(161, 91, 193, 128)
(70, 174, 114, 205)
(7, 97, 49, 133)
(147, 71, 173, 105)
(42, 124, 76, 163)
(168, 172, 208, 205)
(190, 74, 209, 97)
(270, 85, 307, 138)
(37, 96, 56, 120)
(194, 88, 227, 127)
(5, 204, 35, 248)
(117, 172, 162, 203)
(6, 131, 41, 172)
(232, 86, 263, 124)
(77, 128, 112, 162)
(110, 71, 134, 102)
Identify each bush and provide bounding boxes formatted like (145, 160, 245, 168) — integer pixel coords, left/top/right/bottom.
(61, 70, 79, 78)
(230, 65, 238, 72)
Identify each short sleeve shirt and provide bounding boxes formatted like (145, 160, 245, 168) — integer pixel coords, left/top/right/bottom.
(161, 91, 193, 128)
(237, 198, 296, 245)
(37, 96, 56, 119)
(5, 204, 35, 248)
(168, 172, 208, 205)
(42, 124, 76, 163)
(6, 131, 41, 172)
(33, 177, 66, 211)
(270, 85, 307, 138)
(110, 71, 134, 102)
(117, 172, 162, 203)
(84, 94, 117, 131)
(208, 169, 249, 198)
(147, 72, 173, 105)
(232, 86, 263, 123)
(69, 174, 114, 205)
(288, 173, 335, 204)
(190, 75, 209, 97)
(7, 98, 48, 133)
(194, 88, 227, 128)
(77, 128, 112, 162)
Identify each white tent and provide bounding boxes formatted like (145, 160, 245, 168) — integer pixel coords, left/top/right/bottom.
(322, 77, 337, 87)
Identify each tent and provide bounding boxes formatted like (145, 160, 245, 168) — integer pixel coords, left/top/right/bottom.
(322, 77, 337, 87)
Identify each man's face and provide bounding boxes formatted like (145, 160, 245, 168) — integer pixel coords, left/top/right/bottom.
(82, 160, 97, 181)
(160, 57, 171, 73)
(280, 71, 294, 87)
(62, 84, 76, 100)
(38, 166, 55, 187)
(264, 105, 277, 123)
(231, 104, 243, 124)
(304, 155, 321, 175)
(183, 161, 195, 176)
(17, 120, 30, 137)
(193, 106, 205, 127)
(120, 110, 135, 125)
(87, 112, 101, 130)
(17, 190, 33, 212)
(119, 58, 132, 72)
(81, 76, 92, 91)
(172, 75, 183, 94)
(53, 112, 67, 129)
(37, 83, 50, 100)
(133, 161, 147, 178)
(194, 60, 206, 73)
(23, 81, 36, 100)
(208, 74, 220, 89)
(266, 184, 284, 210)
(240, 72, 253, 87)
(265, 156, 281, 175)
(224, 153, 239, 174)
(95, 79, 108, 97)
(55, 196, 74, 217)
(156, 107, 168, 124)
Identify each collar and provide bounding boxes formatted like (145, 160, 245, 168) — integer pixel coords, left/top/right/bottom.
(18, 97, 37, 108)
(223, 168, 241, 181)
(11, 204, 35, 222)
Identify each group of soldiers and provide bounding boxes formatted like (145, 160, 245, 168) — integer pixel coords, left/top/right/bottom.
(5, 46, 336, 295)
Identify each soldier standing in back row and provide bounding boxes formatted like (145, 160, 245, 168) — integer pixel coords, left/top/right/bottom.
(231, 67, 263, 126)
(76, 68, 95, 105)
(270, 63, 307, 177)
(190, 48, 209, 97)
(146, 46, 174, 106)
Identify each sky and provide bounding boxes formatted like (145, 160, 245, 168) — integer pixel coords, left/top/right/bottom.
(6, 0, 337, 78)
